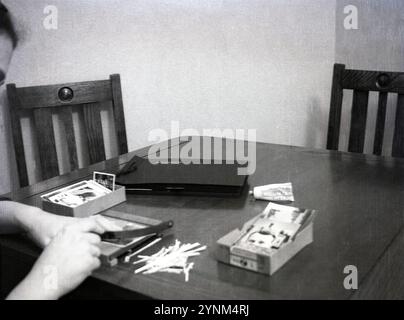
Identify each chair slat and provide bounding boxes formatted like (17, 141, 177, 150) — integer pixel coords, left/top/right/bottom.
(348, 90, 369, 153)
(392, 94, 404, 157)
(110, 74, 128, 154)
(60, 107, 79, 171)
(33, 108, 59, 179)
(327, 64, 345, 150)
(373, 92, 388, 156)
(6, 84, 29, 187)
(83, 103, 106, 163)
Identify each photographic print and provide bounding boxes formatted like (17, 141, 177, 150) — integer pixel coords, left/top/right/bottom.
(42, 180, 110, 208)
(40, 181, 89, 203)
(93, 171, 116, 191)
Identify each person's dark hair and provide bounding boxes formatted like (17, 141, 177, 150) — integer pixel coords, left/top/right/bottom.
(0, 2, 18, 48)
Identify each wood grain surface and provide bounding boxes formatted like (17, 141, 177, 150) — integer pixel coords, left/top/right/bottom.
(2, 138, 404, 299)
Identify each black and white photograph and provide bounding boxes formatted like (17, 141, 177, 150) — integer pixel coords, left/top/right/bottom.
(93, 171, 116, 191)
(0, 0, 404, 308)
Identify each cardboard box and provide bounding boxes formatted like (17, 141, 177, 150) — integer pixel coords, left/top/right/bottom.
(42, 184, 126, 217)
(215, 212, 314, 276)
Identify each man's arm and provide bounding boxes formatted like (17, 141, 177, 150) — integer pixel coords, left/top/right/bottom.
(0, 200, 74, 246)
(0, 199, 123, 299)
(1, 199, 37, 234)
(6, 219, 105, 300)
(0, 199, 123, 246)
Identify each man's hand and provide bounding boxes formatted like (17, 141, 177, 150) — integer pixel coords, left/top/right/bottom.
(7, 218, 107, 300)
(8, 202, 122, 248)
(26, 211, 77, 247)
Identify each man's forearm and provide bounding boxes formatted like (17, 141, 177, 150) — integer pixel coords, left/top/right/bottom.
(0, 201, 61, 300)
(0, 201, 44, 235)
(6, 267, 61, 300)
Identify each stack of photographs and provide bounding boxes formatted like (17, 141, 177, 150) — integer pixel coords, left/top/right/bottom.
(41, 180, 112, 208)
(233, 202, 314, 255)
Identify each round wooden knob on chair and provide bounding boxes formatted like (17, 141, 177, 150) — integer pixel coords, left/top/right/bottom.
(376, 73, 391, 90)
(58, 87, 74, 101)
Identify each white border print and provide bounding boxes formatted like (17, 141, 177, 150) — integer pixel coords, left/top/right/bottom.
(93, 171, 116, 191)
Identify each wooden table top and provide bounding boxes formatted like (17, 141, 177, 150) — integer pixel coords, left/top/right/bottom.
(2, 137, 404, 299)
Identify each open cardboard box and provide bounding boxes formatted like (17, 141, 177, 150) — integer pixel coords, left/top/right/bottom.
(215, 211, 315, 276)
(42, 184, 126, 218)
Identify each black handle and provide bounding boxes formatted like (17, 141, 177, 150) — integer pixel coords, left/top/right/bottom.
(101, 220, 174, 241)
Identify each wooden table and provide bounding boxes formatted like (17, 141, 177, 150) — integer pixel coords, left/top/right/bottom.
(1, 137, 404, 299)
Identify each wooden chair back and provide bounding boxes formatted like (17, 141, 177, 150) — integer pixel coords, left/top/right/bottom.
(327, 63, 404, 156)
(7, 74, 128, 187)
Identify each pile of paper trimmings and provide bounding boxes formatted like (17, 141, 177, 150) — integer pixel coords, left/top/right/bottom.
(133, 240, 207, 282)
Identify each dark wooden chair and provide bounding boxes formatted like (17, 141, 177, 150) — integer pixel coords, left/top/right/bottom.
(327, 63, 404, 157)
(7, 74, 128, 187)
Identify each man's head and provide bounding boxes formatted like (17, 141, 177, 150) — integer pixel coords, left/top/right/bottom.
(0, 2, 18, 86)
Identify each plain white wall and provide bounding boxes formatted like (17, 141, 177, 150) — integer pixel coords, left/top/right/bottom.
(0, 0, 336, 192)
